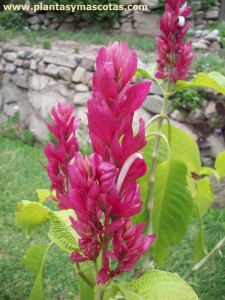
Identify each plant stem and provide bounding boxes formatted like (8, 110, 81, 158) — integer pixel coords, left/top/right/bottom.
(95, 285, 105, 300)
(183, 236, 225, 280)
(74, 263, 95, 288)
(143, 91, 170, 268)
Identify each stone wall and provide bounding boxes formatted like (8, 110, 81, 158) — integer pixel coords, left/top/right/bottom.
(24, 0, 223, 37)
(0, 46, 94, 140)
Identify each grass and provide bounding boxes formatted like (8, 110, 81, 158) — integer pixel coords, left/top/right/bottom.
(191, 54, 225, 77)
(0, 135, 224, 299)
(0, 26, 156, 53)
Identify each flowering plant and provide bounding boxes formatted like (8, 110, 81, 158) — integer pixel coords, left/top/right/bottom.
(15, 1, 225, 299)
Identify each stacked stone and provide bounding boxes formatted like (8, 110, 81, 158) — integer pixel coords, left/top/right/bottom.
(191, 29, 223, 51)
(0, 46, 94, 140)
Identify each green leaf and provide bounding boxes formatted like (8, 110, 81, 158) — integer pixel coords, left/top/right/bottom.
(176, 72, 225, 95)
(48, 209, 79, 253)
(15, 200, 49, 239)
(199, 167, 220, 182)
(194, 177, 215, 216)
(78, 261, 95, 300)
(23, 244, 52, 300)
(135, 65, 163, 86)
(215, 151, 225, 178)
(36, 189, 55, 203)
(151, 159, 193, 264)
(193, 207, 207, 263)
(134, 123, 200, 226)
(117, 269, 199, 300)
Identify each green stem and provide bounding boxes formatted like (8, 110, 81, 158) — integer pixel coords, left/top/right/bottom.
(74, 263, 95, 288)
(143, 91, 170, 268)
(95, 285, 106, 300)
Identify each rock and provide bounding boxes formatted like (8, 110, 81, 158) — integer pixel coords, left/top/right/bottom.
(2, 44, 14, 53)
(40, 90, 65, 118)
(210, 41, 221, 51)
(205, 33, 219, 42)
(205, 101, 216, 118)
(142, 95, 171, 114)
(18, 50, 34, 59)
(140, 0, 161, 9)
(45, 64, 59, 78)
(75, 84, 89, 92)
(3, 103, 19, 116)
(2, 85, 20, 104)
(186, 109, 206, 124)
(113, 22, 120, 30)
(33, 50, 43, 62)
(4, 63, 16, 73)
(194, 30, 203, 38)
(14, 59, 23, 67)
(55, 84, 74, 99)
(44, 18, 51, 26)
(205, 10, 219, 19)
(170, 119, 197, 140)
(149, 82, 163, 96)
(133, 12, 161, 36)
(170, 109, 186, 122)
(120, 10, 132, 18)
(3, 52, 17, 62)
(73, 92, 91, 106)
(121, 0, 137, 5)
(37, 61, 47, 74)
(72, 66, 86, 83)
(29, 113, 48, 141)
(133, 107, 151, 130)
(58, 66, 73, 81)
(46, 11, 58, 19)
(30, 59, 37, 71)
(49, 23, 60, 30)
(192, 41, 208, 50)
(58, 22, 75, 32)
(30, 74, 49, 90)
(43, 53, 77, 68)
(28, 15, 41, 25)
(212, 29, 219, 36)
(64, 14, 75, 23)
(80, 56, 95, 71)
(30, 24, 40, 31)
(196, 11, 205, 21)
(202, 29, 210, 36)
(38, 14, 45, 23)
(120, 22, 133, 34)
(22, 60, 30, 69)
(13, 75, 28, 89)
(208, 134, 225, 158)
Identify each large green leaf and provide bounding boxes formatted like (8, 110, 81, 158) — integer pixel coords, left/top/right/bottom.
(215, 151, 225, 178)
(15, 200, 49, 239)
(176, 72, 225, 95)
(116, 269, 199, 300)
(151, 159, 193, 264)
(134, 123, 200, 226)
(194, 177, 215, 216)
(48, 210, 79, 253)
(23, 244, 52, 300)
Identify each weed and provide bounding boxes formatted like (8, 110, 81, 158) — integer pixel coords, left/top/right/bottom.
(42, 39, 51, 49)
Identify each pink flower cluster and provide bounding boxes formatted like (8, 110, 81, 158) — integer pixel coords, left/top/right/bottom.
(155, 0, 193, 82)
(44, 41, 155, 284)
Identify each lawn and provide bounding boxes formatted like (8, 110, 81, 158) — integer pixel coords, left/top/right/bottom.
(0, 136, 224, 300)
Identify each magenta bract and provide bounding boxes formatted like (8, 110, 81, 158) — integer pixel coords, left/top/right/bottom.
(155, 0, 193, 82)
